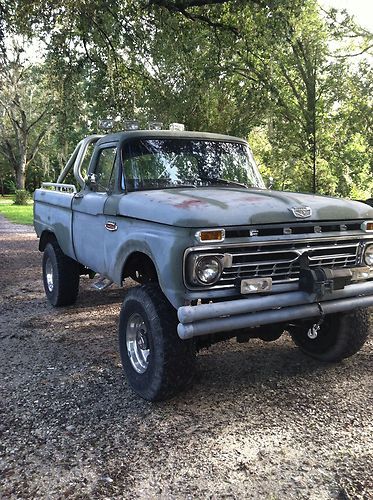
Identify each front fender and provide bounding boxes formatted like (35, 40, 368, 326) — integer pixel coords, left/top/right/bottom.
(107, 220, 193, 308)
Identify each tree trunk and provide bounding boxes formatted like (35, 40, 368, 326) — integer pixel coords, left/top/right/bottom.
(15, 161, 26, 190)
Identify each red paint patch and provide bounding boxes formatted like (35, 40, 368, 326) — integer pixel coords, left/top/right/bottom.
(175, 199, 207, 209)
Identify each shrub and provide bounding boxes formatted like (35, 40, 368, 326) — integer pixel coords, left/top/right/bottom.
(4, 179, 16, 194)
(13, 189, 30, 205)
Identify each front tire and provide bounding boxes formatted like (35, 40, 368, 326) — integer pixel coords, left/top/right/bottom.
(290, 309, 371, 362)
(42, 242, 80, 307)
(119, 284, 195, 401)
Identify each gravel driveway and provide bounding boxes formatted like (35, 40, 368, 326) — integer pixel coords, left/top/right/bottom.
(0, 216, 372, 499)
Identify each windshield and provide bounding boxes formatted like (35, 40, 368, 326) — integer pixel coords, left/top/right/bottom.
(122, 139, 265, 191)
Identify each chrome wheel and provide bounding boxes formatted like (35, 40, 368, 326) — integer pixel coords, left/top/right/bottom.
(126, 313, 150, 374)
(45, 257, 54, 292)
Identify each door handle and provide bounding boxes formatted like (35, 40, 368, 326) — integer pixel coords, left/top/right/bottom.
(105, 221, 118, 232)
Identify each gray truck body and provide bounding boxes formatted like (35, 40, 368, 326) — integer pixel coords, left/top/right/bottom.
(34, 130, 373, 338)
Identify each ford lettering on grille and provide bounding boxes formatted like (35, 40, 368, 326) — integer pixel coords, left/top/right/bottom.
(186, 237, 368, 290)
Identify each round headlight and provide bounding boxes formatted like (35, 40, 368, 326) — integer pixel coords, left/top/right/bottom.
(195, 256, 222, 284)
(364, 244, 373, 266)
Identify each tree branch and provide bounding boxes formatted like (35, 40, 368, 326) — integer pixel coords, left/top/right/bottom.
(26, 107, 51, 132)
(26, 128, 49, 164)
(331, 44, 373, 58)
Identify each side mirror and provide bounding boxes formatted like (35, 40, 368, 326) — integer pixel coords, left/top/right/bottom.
(86, 173, 97, 190)
(267, 176, 274, 189)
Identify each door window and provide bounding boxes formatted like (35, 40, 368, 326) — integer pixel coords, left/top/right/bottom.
(94, 147, 117, 192)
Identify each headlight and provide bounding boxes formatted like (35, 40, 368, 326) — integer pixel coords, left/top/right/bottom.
(195, 256, 222, 284)
(364, 244, 373, 266)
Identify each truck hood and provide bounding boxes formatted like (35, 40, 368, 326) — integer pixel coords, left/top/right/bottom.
(117, 187, 373, 227)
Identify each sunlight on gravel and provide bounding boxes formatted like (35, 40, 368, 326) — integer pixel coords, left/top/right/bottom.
(0, 221, 372, 499)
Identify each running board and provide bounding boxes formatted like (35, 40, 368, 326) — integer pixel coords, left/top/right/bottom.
(92, 277, 113, 291)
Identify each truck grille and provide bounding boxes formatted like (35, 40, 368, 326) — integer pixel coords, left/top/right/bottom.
(186, 237, 366, 289)
(222, 239, 360, 285)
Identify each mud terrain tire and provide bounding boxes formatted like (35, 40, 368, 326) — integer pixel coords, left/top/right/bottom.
(42, 242, 80, 307)
(119, 284, 195, 401)
(290, 309, 370, 362)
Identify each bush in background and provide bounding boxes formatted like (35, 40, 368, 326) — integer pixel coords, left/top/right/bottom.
(4, 179, 16, 194)
(13, 189, 29, 205)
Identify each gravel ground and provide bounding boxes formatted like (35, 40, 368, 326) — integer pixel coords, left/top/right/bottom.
(0, 215, 372, 499)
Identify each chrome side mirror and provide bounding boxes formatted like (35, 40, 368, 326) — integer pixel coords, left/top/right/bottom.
(86, 173, 97, 189)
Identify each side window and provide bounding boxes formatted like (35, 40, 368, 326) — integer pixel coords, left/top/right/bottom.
(94, 147, 117, 192)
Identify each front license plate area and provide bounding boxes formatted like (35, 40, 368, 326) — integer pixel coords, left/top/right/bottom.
(240, 277, 273, 294)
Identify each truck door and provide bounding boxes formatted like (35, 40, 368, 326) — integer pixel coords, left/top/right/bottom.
(72, 143, 118, 274)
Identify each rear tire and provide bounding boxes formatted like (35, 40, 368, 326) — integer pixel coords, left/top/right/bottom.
(42, 242, 80, 307)
(290, 309, 371, 362)
(119, 284, 195, 401)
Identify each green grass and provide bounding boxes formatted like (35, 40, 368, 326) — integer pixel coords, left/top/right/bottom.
(0, 196, 33, 225)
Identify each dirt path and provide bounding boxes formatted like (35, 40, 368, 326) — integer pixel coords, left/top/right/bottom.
(0, 216, 372, 499)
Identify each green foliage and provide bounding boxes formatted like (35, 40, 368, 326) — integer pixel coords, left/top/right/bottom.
(0, 42, 54, 190)
(0, 199, 33, 225)
(0, 0, 371, 200)
(13, 189, 30, 205)
(4, 179, 16, 194)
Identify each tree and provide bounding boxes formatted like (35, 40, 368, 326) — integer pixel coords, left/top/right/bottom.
(0, 42, 53, 189)
(3, 0, 372, 198)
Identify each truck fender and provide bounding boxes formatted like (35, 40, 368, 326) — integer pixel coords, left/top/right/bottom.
(39, 230, 58, 252)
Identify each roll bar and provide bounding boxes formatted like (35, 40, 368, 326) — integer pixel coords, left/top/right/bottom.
(57, 135, 103, 189)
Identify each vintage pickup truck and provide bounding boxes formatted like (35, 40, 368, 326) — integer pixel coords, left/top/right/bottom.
(34, 129, 373, 400)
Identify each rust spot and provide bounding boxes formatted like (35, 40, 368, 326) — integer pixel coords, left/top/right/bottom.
(175, 199, 207, 209)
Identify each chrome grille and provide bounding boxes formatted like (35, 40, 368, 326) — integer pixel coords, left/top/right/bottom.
(186, 237, 367, 289)
(222, 240, 359, 285)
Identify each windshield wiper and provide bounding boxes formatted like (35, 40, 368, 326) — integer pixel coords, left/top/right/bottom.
(132, 184, 197, 191)
(163, 184, 197, 189)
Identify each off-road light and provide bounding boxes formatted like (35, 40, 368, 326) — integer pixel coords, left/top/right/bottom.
(124, 120, 139, 130)
(240, 278, 272, 294)
(148, 121, 163, 130)
(196, 229, 225, 243)
(361, 221, 373, 232)
(169, 123, 185, 131)
(195, 256, 222, 284)
(98, 118, 114, 130)
(363, 244, 373, 266)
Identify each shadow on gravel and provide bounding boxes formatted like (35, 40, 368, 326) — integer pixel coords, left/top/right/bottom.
(75, 287, 125, 308)
(2, 222, 372, 498)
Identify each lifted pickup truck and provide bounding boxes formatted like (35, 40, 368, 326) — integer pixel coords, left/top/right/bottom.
(34, 130, 373, 401)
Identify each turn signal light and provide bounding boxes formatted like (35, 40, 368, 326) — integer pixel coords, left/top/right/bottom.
(361, 221, 373, 232)
(196, 229, 225, 242)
